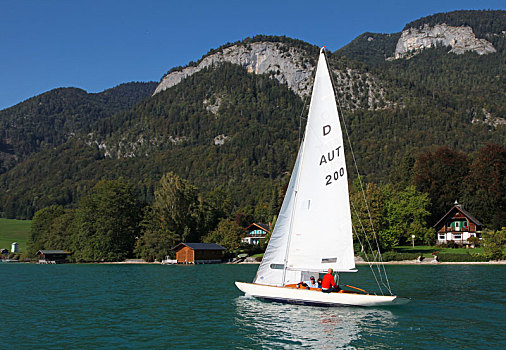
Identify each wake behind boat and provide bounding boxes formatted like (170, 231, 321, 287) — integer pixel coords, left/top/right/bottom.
(235, 48, 409, 307)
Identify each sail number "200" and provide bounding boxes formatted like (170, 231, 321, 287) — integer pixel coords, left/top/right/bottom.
(325, 167, 345, 186)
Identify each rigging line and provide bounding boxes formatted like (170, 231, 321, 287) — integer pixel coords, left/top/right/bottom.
(350, 200, 385, 295)
(297, 59, 315, 146)
(351, 207, 384, 295)
(298, 95, 309, 146)
(324, 49, 393, 295)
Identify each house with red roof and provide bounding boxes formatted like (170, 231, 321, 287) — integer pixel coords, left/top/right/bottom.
(242, 223, 270, 245)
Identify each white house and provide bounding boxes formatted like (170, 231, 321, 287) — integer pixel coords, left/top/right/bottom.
(242, 223, 270, 245)
(433, 202, 483, 246)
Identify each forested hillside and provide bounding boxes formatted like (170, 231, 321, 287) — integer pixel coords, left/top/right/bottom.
(0, 82, 157, 173)
(0, 10, 504, 232)
(0, 64, 303, 219)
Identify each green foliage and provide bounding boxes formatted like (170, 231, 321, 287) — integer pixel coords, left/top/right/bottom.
(135, 172, 225, 261)
(202, 218, 244, 251)
(437, 253, 488, 262)
(384, 185, 432, 245)
(28, 205, 65, 256)
(71, 180, 142, 262)
(413, 147, 470, 225)
(379, 251, 419, 261)
(0, 13, 505, 236)
(134, 226, 174, 262)
(481, 228, 506, 261)
(405, 10, 506, 49)
(352, 183, 432, 251)
(351, 181, 387, 248)
(0, 83, 157, 174)
(463, 144, 506, 230)
(146, 172, 200, 244)
(336, 32, 401, 66)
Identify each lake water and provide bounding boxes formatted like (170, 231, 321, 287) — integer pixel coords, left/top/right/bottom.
(1, 263, 505, 349)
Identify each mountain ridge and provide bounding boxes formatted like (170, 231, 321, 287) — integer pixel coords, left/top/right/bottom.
(0, 10, 504, 219)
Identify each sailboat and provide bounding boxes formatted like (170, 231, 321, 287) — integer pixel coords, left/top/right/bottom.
(235, 48, 409, 307)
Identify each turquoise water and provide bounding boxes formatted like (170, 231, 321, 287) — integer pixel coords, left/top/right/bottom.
(1, 263, 505, 349)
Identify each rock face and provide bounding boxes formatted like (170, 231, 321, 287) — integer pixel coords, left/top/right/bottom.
(394, 23, 496, 59)
(154, 42, 314, 98)
(154, 41, 387, 111)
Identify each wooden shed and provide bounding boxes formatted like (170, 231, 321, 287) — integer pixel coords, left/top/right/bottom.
(37, 250, 72, 264)
(172, 243, 226, 264)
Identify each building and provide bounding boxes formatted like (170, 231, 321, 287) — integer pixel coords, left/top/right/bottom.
(434, 202, 483, 246)
(172, 243, 226, 264)
(37, 250, 72, 264)
(242, 223, 270, 245)
(11, 242, 18, 253)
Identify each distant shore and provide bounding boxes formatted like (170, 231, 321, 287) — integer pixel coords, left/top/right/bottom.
(355, 260, 506, 265)
(231, 259, 506, 265)
(9, 259, 505, 265)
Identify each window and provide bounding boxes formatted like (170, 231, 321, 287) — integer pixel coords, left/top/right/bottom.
(454, 234, 462, 240)
(439, 234, 445, 240)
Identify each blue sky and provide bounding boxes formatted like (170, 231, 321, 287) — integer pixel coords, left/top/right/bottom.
(1, 0, 504, 110)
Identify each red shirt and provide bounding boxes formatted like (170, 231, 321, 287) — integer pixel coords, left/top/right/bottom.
(322, 273, 336, 289)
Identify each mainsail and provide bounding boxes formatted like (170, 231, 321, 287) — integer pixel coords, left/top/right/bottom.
(254, 49, 355, 287)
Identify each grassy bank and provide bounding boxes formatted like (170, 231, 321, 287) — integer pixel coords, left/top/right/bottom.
(0, 218, 31, 253)
(394, 245, 484, 258)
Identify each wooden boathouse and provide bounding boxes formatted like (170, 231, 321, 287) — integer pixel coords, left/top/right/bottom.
(172, 243, 226, 264)
(37, 250, 72, 264)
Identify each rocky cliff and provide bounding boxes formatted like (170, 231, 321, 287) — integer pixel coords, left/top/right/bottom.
(394, 23, 497, 59)
(154, 42, 314, 97)
(154, 42, 387, 110)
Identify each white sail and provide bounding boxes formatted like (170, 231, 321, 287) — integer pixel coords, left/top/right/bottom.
(254, 147, 303, 286)
(254, 49, 355, 286)
(285, 49, 355, 277)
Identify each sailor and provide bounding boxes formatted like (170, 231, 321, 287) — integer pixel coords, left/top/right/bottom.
(322, 268, 340, 293)
(297, 276, 318, 289)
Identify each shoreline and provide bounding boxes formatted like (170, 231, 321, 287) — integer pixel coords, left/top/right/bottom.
(355, 260, 506, 265)
(6, 259, 505, 265)
(233, 259, 506, 265)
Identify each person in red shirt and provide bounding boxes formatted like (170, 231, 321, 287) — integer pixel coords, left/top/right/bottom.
(322, 268, 340, 293)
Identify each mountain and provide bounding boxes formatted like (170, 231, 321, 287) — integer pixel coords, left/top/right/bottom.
(0, 10, 504, 220)
(0, 82, 157, 173)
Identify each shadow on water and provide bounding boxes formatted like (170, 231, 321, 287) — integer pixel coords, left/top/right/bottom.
(234, 296, 397, 349)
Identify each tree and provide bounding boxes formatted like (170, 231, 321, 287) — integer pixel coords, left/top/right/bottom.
(195, 189, 232, 238)
(202, 218, 244, 251)
(140, 172, 200, 246)
(350, 182, 387, 250)
(413, 147, 469, 225)
(44, 209, 77, 253)
(463, 144, 506, 230)
(134, 223, 174, 262)
(72, 180, 142, 262)
(481, 228, 506, 261)
(28, 205, 65, 256)
(383, 185, 433, 247)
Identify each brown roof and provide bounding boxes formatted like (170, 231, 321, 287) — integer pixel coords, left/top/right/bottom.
(433, 204, 483, 229)
(245, 222, 270, 232)
(171, 243, 226, 251)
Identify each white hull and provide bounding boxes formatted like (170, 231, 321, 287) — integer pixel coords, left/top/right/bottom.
(235, 282, 409, 307)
